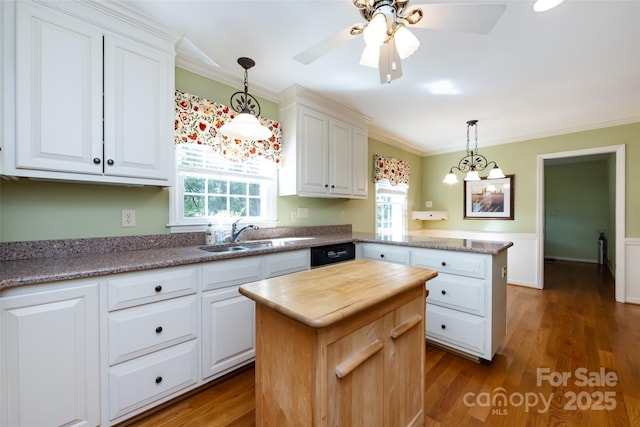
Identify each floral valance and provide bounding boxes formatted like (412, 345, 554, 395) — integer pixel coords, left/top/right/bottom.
(374, 155, 410, 186)
(174, 90, 282, 165)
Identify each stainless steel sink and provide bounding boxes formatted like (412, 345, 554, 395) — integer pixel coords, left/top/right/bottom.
(200, 240, 274, 253)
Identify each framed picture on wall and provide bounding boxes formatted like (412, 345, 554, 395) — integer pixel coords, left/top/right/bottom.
(464, 175, 514, 220)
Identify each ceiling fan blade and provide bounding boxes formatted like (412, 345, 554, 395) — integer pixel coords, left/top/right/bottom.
(293, 26, 355, 65)
(409, 3, 506, 34)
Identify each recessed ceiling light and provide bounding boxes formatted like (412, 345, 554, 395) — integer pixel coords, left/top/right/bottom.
(425, 80, 460, 95)
(533, 0, 565, 12)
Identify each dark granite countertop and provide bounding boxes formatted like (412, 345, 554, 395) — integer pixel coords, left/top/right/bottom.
(0, 227, 512, 290)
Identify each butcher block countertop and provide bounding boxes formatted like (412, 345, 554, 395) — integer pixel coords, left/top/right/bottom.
(239, 259, 437, 328)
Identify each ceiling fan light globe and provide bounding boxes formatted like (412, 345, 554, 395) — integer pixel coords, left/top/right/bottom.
(220, 113, 272, 141)
(394, 26, 419, 59)
(363, 12, 387, 47)
(487, 166, 505, 179)
(359, 43, 380, 68)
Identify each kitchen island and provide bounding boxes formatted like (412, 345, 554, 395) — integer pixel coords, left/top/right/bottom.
(239, 259, 437, 427)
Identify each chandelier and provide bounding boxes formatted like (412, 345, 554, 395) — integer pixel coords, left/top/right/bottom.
(219, 57, 273, 141)
(443, 120, 505, 184)
(352, 0, 422, 84)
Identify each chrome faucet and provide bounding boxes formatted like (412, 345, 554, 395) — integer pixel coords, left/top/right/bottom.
(231, 218, 259, 242)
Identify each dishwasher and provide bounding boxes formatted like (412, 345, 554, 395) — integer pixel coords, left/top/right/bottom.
(310, 242, 356, 268)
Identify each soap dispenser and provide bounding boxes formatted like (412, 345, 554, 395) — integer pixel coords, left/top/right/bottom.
(205, 223, 214, 245)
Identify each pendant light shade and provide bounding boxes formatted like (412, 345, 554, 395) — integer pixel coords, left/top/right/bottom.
(220, 57, 273, 141)
(219, 113, 272, 141)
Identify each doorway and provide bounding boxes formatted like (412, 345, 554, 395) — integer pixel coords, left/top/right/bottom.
(536, 145, 626, 302)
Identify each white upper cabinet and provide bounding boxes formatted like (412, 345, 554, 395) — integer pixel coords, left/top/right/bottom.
(278, 85, 370, 199)
(3, 0, 176, 185)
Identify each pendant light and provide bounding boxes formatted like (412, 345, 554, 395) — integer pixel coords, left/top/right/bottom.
(219, 57, 273, 141)
(443, 120, 505, 184)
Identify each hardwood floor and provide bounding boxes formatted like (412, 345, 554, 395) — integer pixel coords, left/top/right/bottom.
(125, 261, 640, 427)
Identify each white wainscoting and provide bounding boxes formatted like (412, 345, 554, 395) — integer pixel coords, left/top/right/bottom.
(625, 238, 640, 304)
(408, 230, 540, 289)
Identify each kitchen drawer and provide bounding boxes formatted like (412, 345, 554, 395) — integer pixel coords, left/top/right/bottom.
(426, 304, 485, 354)
(107, 266, 198, 311)
(411, 248, 486, 279)
(360, 243, 410, 265)
(264, 249, 310, 278)
(426, 273, 485, 316)
(202, 257, 263, 291)
(108, 295, 197, 365)
(108, 340, 198, 420)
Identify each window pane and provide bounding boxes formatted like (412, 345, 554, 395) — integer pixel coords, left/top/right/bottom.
(184, 177, 205, 193)
(184, 195, 205, 217)
(208, 179, 227, 194)
(208, 196, 227, 215)
(249, 198, 261, 216)
(248, 183, 260, 196)
(230, 197, 247, 216)
(230, 181, 246, 195)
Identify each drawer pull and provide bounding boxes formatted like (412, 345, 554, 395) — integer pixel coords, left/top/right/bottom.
(155, 376, 163, 384)
(335, 339, 383, 379)
(155, 326, 163, 333)
(441, 324, 446, 330)
(390, 314, 422, 340)
(155, 285, 162, 292)
(441, 261, 447, 267)
(441, 290, 447, 295)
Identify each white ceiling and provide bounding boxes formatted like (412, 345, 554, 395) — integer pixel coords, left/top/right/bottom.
(122, 0, 640, 155)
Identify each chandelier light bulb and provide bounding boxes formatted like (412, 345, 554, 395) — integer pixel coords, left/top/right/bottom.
(464, 170, 481, 181)
(394, 26, 419, 59)
(363, 13, 387, 47)
(220, 113, 272, 141)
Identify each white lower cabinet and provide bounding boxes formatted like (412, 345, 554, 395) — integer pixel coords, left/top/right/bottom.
(108, 340, 198, 420)
(0, 281, 100, 427)
(358, 242, 508, 361)
(201, 250, 309, 380)
(202, 286, 255, 379)
(105, 266, 199, 424)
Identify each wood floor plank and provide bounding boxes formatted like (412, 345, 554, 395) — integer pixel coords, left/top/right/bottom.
(124, 261, 639, 427)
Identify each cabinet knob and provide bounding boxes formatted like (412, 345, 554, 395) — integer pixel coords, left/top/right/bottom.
(331, 185, 335, 188)
(324, 184, 329, 188)
(155, 285, 162, 292)
(155, 326, 163, 333)
(441, 324, 446, 330)
(155, 376, 163, 384)
(380, 254, 385, 258)
(93, 157, 101, 164)
(107, 159, 114, 165)
(441, 290, 446, 295)
(441, 261, 447, 267)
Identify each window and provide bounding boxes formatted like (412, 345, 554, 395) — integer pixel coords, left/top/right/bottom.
(376, 180, 408, 236)
(172, 144, 277, 227)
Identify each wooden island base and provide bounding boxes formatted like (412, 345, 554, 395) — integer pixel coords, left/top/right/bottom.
(239, 259, 437, 427)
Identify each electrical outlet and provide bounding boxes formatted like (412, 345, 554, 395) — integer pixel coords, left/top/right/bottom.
(425, 201, 433, 208)
(297, 207, 309, 219)
(290, 211, 298, 222)
(121, 210, 136, 227)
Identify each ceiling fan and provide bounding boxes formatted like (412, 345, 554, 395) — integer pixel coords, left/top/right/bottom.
(293, 0, 506, 84)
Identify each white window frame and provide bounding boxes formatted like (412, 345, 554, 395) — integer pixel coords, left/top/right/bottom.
(168, 144, 278, 233)
(375, 179, 408, 237)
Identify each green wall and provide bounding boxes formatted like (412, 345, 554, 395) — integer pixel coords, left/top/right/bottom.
(420, 122, 640, 238)
(544, 159, 610, 262)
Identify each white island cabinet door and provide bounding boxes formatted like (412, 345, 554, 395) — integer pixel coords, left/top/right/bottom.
(0, 282, 100, 427)
(15, 2, 103, 175)
(103, 34, 174, 183)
